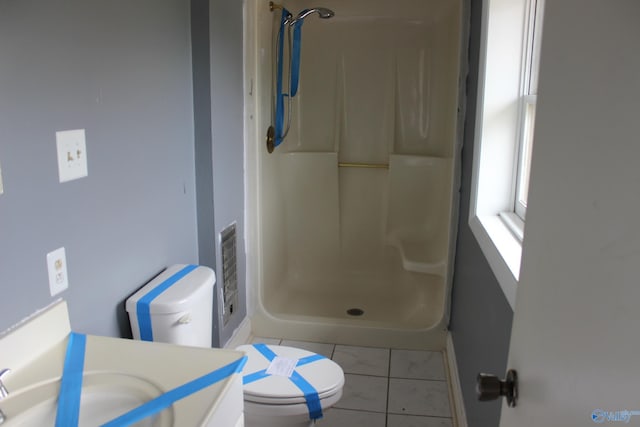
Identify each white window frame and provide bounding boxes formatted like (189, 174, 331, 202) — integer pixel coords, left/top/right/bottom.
(469, 0, 544, 309)
(514, 0, 543, 222)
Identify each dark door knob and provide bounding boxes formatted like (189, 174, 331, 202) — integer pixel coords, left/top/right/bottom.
(476, 369, 518, 407)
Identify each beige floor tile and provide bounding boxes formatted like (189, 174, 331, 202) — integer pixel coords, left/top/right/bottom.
(388, 378, 451, 417)
(280, 340, 335, 358)
(332, 345, 390, 376)
(390, 349, 446, 380)
(334, 374, 388, 413)
(321, 408, 386, 427)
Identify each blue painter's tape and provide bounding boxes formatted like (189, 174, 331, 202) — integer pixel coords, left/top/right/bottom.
(274, 8, 290, 148)
(53, 329, 246, 427)
(290, 19, 304, 97)
(242, 344, 326, 420)
(243, 368, 270, 385)
(55, 332, 87, 427)
(250, 344, 326, 367)
(290, 370, 323, 420)
(101, 356, 247, 427)
(242, 351, 325, 385)
(297, 353, 326, 366)
(253, 343, 278, 361)
(136, 264, 198, 341)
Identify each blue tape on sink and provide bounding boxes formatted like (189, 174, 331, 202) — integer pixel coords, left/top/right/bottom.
(136, 264, 198, 341)
(55, 332, 86, 427)
(243, 343, 325, 420)
(55, 332, 247, 427)
(101, 356, 247, 427)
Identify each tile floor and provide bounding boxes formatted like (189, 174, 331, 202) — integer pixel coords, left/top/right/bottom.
(251, 337, 454, 427)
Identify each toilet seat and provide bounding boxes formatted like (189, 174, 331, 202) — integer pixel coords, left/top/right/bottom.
(237, 344, 345, 406)
(242, 390, 343, 418)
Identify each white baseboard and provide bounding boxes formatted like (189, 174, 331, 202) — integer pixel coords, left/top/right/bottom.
(446, 333, 468, 427)
(223, 316, 252, 349)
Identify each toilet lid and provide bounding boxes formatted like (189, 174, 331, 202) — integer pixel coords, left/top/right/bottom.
(237, 344, 345, 405)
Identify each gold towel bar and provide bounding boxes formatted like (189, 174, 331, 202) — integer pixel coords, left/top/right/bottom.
(338, 162, 389, 169)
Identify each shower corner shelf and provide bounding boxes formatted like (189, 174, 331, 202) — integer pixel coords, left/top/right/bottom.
(395, 239, 447, 276)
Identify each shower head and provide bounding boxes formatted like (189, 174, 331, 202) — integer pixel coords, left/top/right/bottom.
(288, 7, 335, 25)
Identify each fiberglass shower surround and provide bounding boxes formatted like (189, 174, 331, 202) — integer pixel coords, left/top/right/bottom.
(249, 0, 463, 349)
(266, 2, 335, 152)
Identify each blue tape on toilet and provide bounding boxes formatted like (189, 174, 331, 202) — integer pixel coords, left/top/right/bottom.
(136, 264, 198, 341)
(290, 370, 323, 420)
(254, 342, 278, 360)
(243, 353, 325, 385)
(243, 344, 326, 420)
(242, 353, 324, 385)
(55, 332, 86, 427)
(101, 356, 248, 427)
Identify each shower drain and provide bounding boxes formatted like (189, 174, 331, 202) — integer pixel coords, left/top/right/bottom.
(346, 308, 364, 316)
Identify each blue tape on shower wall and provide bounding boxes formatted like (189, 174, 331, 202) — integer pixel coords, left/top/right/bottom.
(101, 356, 247, 427)
(55, 332, 86, 427)
(243, 343, 325, 420)
(136, 264, 199, 341)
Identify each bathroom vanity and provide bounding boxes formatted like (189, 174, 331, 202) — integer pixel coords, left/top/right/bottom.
(0, 300, 245, 426)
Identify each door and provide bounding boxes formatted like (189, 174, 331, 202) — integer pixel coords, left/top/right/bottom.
(500, 1, 640, 426)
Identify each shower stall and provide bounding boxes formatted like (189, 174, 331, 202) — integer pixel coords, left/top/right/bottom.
(245, 0, 464, 349)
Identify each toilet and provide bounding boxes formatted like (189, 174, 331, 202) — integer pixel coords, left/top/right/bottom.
(126, 264, 345, 426)
(237, 343, 344, 427)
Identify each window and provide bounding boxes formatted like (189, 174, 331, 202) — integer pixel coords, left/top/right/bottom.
(469, 0, 545, 308)
(514, 0, 543, 221)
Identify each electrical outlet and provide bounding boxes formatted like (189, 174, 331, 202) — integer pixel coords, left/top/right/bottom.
(47, 247, 69, 296)
(56, 129, 88, 183)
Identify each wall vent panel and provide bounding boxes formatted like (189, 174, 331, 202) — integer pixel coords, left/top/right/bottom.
(220, 223, 238, 325)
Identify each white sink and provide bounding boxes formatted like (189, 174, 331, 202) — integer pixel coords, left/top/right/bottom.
(0, 301, 245, 427)
(0, 372, 172, 426)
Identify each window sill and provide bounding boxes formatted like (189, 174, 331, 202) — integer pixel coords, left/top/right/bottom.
(469, 215, 521, 309)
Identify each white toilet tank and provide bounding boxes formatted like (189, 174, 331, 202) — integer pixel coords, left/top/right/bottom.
(125, 264, 215, 348)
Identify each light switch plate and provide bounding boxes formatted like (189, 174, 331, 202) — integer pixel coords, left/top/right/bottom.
(56, 129, 88, 183)
(47, 247, 69, 296)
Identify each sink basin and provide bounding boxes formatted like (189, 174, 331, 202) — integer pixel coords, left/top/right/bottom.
(0, 372, 173, 426)
(0, 300, 246, 427)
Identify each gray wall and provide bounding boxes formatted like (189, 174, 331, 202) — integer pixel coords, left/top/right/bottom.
(449, 0, 514, 426)
(191, 0, 221, 345)
(208, 0, 247, 345)
(190, 0, 247, 347)
(0, 5, 509, 423)
(0, 0, 198, 338)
